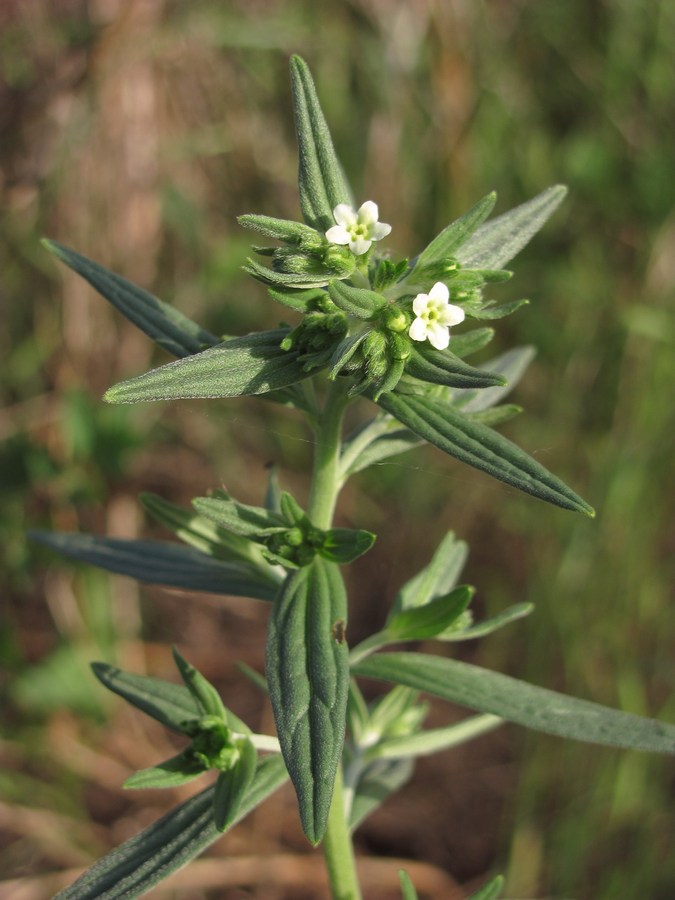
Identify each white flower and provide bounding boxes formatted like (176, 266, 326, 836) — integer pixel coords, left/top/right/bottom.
(325, 201, 392, 256)
(408, 282, 465, 351)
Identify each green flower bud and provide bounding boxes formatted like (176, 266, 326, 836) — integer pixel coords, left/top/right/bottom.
(387, 332, 412, 361)
(323, 245, 356, 275)
(383, 306, 409, 334)
(363, 330, 387, 361)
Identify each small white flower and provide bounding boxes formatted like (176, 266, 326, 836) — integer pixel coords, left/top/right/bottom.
(408, 282, 465, 351)
(325, 201, 392, 256)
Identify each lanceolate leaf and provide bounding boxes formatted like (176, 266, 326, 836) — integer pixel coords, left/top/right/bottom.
(192, 496, 286, 539)
(451, 346, 536, 413)
(468, 875, 505, 900)
(353, 653, 675, 755)
(290, 55, 353, 230)
(398, 868, 419, 900)
(104, 330, 311, 403)
(405, 346, 506, 390)
(54, 755, 288, 900)
(376, 392, 594, 516)
(328, 281, 386, 318)
(348, 757, 413, 832)
(30, 531, 280, 601)
(410, 192, 497, 275)
(458, 185, 567, 270)
(394, 531, 468, 614)
(265, 559, 349, 844)
(43, 240, 218, 358)
(213, 739, 258, 831)
(385, 587, 473, 641)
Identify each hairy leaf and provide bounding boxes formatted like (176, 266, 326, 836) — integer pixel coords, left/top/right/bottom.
(43, 240, 218, 358)
(328, 281, 386, 318)
(353, 654, 675, 754)
(394, 531, 469, 614)
(377, 392, 594, 516)
(265, 559, 349, 843)
(468, 875, 504, 900)
(410, 192, 497, 275)
(348, 757, 413, 832)
(451, 345, 536, 413)
(405, 346, 506, 390)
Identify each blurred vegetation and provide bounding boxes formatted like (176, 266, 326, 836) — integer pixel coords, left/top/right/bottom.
(1, 1, 674, 898)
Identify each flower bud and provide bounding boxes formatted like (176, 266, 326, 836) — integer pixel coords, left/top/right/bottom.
(383, 306, 409, 334)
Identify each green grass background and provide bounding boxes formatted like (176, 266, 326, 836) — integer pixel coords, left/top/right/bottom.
(2, 1, 674, 897)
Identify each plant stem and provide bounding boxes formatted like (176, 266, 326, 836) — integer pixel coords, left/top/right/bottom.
(307, 379, 349, 529)
(322, 765, 363, 900)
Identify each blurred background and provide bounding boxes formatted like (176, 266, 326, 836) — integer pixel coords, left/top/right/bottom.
(1, 1, 674, 897)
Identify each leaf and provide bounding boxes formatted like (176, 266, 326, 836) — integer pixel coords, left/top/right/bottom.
(348, 757, 413, 831)
(465, 404, 523, 427)
(449, 327, 495, 359)
(343, 429, 422, 477)
(467, 298, 529, 320)
(398, 869, 419, 900)
(458, 185, 567, 270)
(353, 653, 675, 755)
(267, 286, 322, 312)
(410, 192, 497, 275)
(54, 755, 287, 899)
(172, 648, 227, 719)
(451, 345, 536, 413)
(104, 330, 312, 403)
(405, 346, 506, 390)
(213, 739, 258, 831)
(192, 496, 286, 539)
(320, 528, 376, 564)
(376, 392, 595, 516)
(329, 332, 369, 378)
(467, 875, 504, 900)
(327, 281, 386, 318)
(238, 214, 319, 244)
(290, 55, 353, 231)
(29, 531, 280, 601)
(243, 258, 334, 290)
(442, 602, 534, 641)
(372, 714, 502, 761)
(265, 559, 349, 843)
(385, 586, 474, 641)
(43, 240, 218, 358)
(124, 753, 205, 790)
(394, 531, 468, 614)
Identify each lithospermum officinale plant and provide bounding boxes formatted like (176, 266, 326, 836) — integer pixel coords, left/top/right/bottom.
(36, 56, 675, 900)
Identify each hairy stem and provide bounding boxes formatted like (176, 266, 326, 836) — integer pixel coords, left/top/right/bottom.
(307, 379, 349, 529)
(322, 765, 363, 900)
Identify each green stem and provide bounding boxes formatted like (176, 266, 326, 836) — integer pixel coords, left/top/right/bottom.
(322, 765, 363, 900)
(307, 379, 349, 529)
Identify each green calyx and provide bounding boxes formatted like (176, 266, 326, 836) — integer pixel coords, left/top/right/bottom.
(185, 716, 242, 772)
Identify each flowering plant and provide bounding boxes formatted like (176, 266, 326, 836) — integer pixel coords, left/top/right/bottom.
(37, 56, 675, 900)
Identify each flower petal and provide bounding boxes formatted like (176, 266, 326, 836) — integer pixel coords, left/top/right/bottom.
(349, 238, 372, 256)
(440, 303, 466, 327)
(428, 282, 450, 304)
(370, 222, 392, 241)
(333, 204, 357, 227)
(357, 201, 379, 225)
(326, 225, 351, 245)
(409, 317, 429, 342)
(427, 323, 450, 350)
(412, 293, 430, 316)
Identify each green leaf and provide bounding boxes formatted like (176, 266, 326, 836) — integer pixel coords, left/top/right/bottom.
(373, 714, 502, 761)
(172, 648, 227, 719)
(244, 258, 334, 290)
(442, 602, 533, 641)
(54, 755, 287, 899)
(377, 392, 595, 516)
(29, 531, 280, 601)
(405, 346, 506, 390)
(238, 214, 320, 244)
(348, 757, 413, 831)
(398, 869, 419, 900)
(265, 559, 349, 843)
(267, 286, 324, 312)
(342, 428, 422, 477)
(327, 281, 386, 318)
(353, 653, 675, 755)
(43, 240, 218, 358)
(193, 496, 285, 540)
(91, 663, 200, 735)
(290, 55, 353, 230)
(104, 330, 312, 403)
(213, 739, 258, 831)
(124, 753, 205, 790)
(394, 531, 468, 614)
(467, 875, 504, 899)
(449, 327, 495, 359)
(451, 346, 536, 413)
(329, 332, 369, 378)
(410, 192, 497, 276)
(139, 492, 263, 565)
(320, 528, 376, 564)
(385, 586, 474, 641)
(458, 185, 567, 270)
(465, 405, 523, 427)
(467, 298, 529, 320)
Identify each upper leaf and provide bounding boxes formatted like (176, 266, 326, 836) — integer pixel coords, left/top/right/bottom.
(265, 559, 350, 843)
(353, 653, 675, 755)
(290, 55, 353, 230)
(410, 192, 497, 276)
(457, 185, 567, 270)
(104, 330, 311, 403)
(43, 240, 218, 358)
(376, 391, 594, 516)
